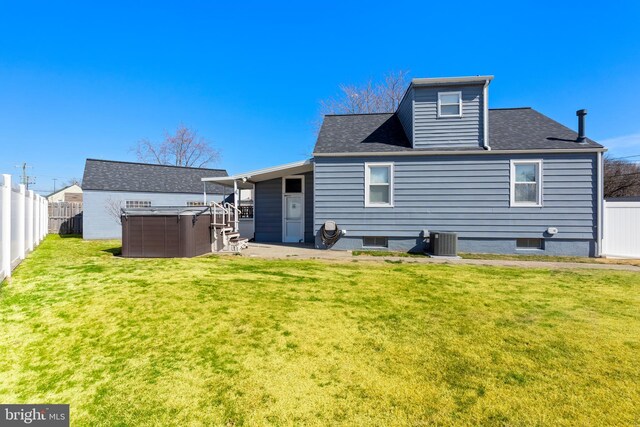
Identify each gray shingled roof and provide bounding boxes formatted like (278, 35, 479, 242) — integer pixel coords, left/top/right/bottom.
(313, 108, 603, 154)
(82, 159, 228, 194)
(314, 113, 412, 153)
(489, 108, 601, 150)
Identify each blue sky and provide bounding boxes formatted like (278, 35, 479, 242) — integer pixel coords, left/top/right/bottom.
(1, 1, 639, 194)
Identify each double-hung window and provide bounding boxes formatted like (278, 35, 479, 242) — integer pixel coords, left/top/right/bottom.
(510, 160, 542, 207)
(438, 91, 462, 117)
(365, 163, 393, 207)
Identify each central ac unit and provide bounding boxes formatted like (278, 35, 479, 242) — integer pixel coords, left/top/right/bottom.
(430, 231, 458, 256)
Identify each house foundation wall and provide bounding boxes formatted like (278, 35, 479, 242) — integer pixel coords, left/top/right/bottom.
(315, 235, 595, 257)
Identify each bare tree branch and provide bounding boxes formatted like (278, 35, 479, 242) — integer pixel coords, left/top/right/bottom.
(319, 70, 410, 117)
(604, 155, 640, 198)
(134, 124, 221, 167)
(105, 197, 123, 225)
(63, 178, 82, 187)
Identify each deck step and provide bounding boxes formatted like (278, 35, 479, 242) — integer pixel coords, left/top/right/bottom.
(228, 237, 249, 253)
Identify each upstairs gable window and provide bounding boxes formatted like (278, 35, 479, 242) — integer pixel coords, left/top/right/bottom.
(438, 91, 462, 118)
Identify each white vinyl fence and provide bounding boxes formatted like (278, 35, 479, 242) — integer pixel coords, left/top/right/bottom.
(602, 199, 640, 258)
(0, 174, 48, 282)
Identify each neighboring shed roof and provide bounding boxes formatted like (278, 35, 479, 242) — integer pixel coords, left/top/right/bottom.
(82, 159, 228, 194)
(46, 183, 82, 198)
(313, 108, 603, 154)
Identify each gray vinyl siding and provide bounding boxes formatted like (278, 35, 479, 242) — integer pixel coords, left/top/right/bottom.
(396, 89, 413, 145)
(254, 172, 314, 243)
(413, 85, 483, 149)
(313, 153, 597, 242)
(83, 190, 225, 239)
(254, 178, 282, 242)
(304, 172, 314, 243)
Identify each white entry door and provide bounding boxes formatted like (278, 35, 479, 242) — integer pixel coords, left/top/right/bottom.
(283, 195, 304, 242)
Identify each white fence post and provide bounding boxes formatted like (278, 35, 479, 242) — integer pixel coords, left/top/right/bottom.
(1, 174, 12, 279)
(18, 184, 26, 260)
(43, 199, 49, 239)
(39, 197, 43, 241)
(26, 190, 34, 252)
(39, 197, 44, 241)
(34, 194, 40, 246)
(33, 193, 38, 247)
(601, 199, 607, 256)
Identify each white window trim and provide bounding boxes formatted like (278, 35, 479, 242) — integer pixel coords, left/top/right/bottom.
(510, 159, 543, 207)
(437, 91, 463, 118)
(125, 200, 151, 208)
(281, 175, 305, 243)
(364, 162, 394, 208)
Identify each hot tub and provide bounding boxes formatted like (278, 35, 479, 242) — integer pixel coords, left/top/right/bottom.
(121, 207, 216, 258)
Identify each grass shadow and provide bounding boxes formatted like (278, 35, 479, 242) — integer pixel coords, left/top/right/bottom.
(102, 247, 122, 257)
(58, 234, 83, 239)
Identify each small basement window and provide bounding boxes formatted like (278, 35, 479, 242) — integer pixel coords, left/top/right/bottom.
(363, 236, 388, 248)
(516, 238, 544, 250)
(187, 201, 205, 206)
(438, 91, 462, 117)
(125, 200, 151, 208)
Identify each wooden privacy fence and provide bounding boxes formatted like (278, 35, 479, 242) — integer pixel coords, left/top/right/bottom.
(0, 174, 49, 282)
(49, 202, 83, 235)
(602, 199, 640, 258)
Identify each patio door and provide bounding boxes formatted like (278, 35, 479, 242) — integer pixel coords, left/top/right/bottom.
(283, 176, 304, 243)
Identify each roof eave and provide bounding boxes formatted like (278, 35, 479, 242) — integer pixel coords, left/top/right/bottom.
(313, 147, 606, 157)
(202, 159, 313, 185)
(411, 75, 494, 87)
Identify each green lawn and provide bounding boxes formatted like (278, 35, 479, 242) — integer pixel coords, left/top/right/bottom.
(1, 236, 639, 426)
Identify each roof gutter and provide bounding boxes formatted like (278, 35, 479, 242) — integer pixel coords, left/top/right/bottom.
(313, 148, 606, 158)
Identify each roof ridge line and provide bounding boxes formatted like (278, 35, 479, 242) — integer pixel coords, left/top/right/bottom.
(323, 112, 395, 117)
(85, 158, 227, 172)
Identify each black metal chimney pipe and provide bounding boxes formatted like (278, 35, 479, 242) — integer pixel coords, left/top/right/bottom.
(576, 109, 587, 142)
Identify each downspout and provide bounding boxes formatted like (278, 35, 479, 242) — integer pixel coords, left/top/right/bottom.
(596, 151, 604, 257)
(203, 182, 207, 205)
(482, 80, 491, 151)
(233, 179, 239, 232)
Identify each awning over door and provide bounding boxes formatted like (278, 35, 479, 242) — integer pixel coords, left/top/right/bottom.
(201, 159, 313, 189)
